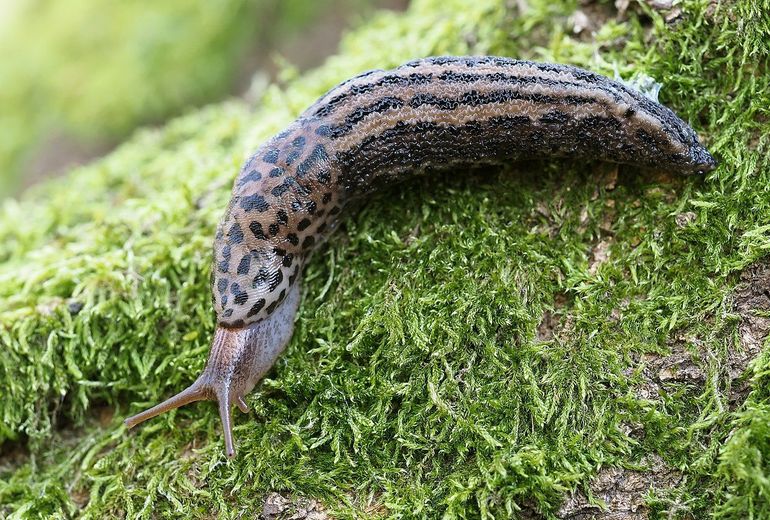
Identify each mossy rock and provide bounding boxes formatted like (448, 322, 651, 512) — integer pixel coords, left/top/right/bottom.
(1, 0, 769, 517)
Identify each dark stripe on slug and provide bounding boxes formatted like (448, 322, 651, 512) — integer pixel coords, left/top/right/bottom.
(539, 110, 570, 124)
(313, 72, 433, 117)
(334, 96, 405, 132)
(327, 88, 605, 138)
(313, 60, 626, 119)
(311, 56, 687, 146)
(334, 112, 646, 194)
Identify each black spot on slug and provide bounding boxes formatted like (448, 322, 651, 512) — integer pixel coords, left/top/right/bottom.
(250, 221, 266, 240)
(263, 149, 279, 164)
(238, 169, 262, 186)
(247, 298, 265, 317)
(253, 267, 269, 286)
(228, 223, 244, 244)
(297, 218, 311, 231)
(289, 265, 299, 286)
(272, 183, 289, 197)
(232, 283, 248, 305)
(268, 269, 284, 292)
(286, 150, 301, 165)
(237, 255, 251, 275)
(302, 236, 316, 249)
(296, 144, 329, 179)
(241, 194, 270, 212)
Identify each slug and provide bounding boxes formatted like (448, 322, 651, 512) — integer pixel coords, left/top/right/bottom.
(124, 56, 716, 457)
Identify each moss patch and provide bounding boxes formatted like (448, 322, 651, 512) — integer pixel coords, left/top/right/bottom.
(1, 0, 769, 517)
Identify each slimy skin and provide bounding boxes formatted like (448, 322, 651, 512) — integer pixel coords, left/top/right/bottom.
(125, 56, 717, 457)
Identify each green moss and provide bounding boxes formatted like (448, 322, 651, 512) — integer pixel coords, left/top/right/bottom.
(1, 0, 769, 517)
(0, 0, 385, 198)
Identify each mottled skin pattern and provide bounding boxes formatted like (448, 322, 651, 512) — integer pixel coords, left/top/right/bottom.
(125, 56, 717, 457)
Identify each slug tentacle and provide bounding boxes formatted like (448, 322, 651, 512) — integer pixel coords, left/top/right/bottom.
(124, 380, 207, 429)
(125, 282, 301, 457)
(126, 56, 716, 457)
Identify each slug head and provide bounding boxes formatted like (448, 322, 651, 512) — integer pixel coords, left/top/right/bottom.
(684, 137, 718, 174)
(124, 282, 301, 457)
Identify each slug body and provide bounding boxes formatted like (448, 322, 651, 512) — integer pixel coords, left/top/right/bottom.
(125, 56, 716, 456)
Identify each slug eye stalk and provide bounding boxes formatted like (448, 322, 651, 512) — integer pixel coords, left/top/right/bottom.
(124, 371, 246, 458)
(125, 283, 301, 458)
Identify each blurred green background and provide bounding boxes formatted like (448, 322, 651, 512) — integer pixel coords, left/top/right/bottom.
(0, 0, 406, 198)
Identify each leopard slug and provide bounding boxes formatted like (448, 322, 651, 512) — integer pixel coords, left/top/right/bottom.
(125, 56, 717, 457)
